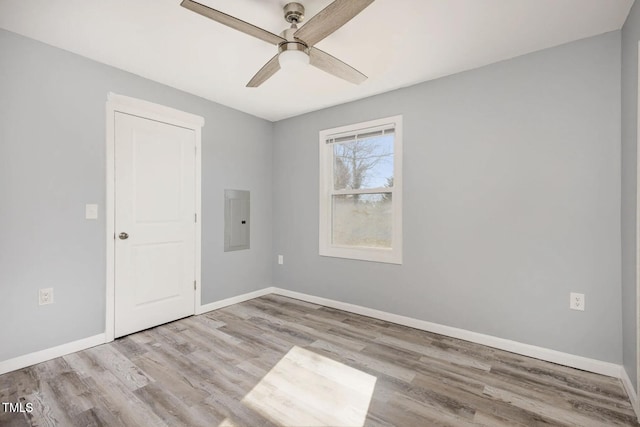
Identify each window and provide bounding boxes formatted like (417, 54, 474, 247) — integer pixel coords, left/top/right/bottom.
(319, 115, 402, 264)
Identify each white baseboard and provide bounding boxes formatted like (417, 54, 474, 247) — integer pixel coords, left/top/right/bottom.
(0, 288, 276, 376)
(0, 286, 630, 403)
(620, 367, 640, 419)
(197, 287, 276, 315)
(0, 334, 106, 375)
(271, 288, 622, 379)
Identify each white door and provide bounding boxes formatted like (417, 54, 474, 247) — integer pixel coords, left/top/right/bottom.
(114, 112, 196, 338)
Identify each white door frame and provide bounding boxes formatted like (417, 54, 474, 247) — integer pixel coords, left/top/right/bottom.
(105, 93, 204, 343)
(636, 42, 640, 411)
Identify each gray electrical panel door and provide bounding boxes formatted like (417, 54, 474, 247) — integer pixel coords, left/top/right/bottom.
(224, 190, 250, 251)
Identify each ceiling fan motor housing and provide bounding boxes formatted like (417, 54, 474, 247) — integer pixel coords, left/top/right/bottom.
(279, 26, 309, 54)
(284, 3, 305, 24)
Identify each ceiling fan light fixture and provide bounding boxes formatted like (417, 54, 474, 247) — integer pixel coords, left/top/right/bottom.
(278, 49, 310, 68)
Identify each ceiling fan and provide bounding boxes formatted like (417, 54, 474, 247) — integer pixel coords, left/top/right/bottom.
(180, 0, 374, 87)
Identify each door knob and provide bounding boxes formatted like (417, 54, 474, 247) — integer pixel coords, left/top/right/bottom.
(119, 232, 129, 240)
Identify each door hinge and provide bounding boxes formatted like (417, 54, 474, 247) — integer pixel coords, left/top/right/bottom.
(195, 213, 197, 223)
(194, 280, 197, 290)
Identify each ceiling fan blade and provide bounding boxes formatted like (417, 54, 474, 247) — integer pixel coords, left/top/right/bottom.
(309, 47, 366, 84)
(181, 0, 286, 46)
(294, 0, 374, 47)
(246, 54, 281, 87)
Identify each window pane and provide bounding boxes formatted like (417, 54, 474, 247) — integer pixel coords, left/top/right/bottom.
(333, 135, 394, 190)
(332, 193, 392, 248)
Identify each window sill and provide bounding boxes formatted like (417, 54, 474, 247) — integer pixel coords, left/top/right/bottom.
(319, 246, 402, 265)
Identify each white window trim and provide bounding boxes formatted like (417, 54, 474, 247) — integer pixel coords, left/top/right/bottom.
(319, 115, 403, 264)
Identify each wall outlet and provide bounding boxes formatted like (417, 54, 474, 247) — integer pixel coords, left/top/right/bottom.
(278, 255, 284, 265)
(570, 292, 585, 311)
(39, 288, 54, 305)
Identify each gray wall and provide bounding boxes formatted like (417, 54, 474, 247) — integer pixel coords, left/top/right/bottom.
(622, 0, 640, 391)
(0, 26, 628, 369)
(273, 32, 623, 363)
(0, 29, 273, 361)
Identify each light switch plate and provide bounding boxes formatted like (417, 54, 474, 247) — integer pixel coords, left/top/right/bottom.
(85, 204, 98, 220)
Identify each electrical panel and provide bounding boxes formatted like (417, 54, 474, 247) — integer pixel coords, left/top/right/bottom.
(224, 189, 250, 251)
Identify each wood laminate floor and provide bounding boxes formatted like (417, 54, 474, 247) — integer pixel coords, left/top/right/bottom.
(0, 295, 638, 426)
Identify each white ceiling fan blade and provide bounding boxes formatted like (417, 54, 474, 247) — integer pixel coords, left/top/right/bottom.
(294, 0, 375, 47)
(246, 54, 281, 87)
(309, 48, 367, 84)
(181, 0, 286, 46)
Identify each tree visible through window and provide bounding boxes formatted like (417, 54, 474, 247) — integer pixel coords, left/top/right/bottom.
(319, 116, 403, 264)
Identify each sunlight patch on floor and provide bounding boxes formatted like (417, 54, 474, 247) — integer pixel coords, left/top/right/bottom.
(225, 346, 377, 427)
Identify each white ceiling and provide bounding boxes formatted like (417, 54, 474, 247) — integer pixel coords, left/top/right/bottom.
(0, 0, 634, 121)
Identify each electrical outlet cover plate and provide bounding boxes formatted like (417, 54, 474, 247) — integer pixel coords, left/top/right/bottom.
(39, 288, 54, 305)
(570, 292, 585, 311)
